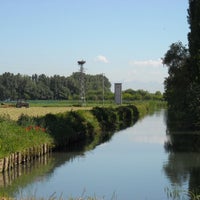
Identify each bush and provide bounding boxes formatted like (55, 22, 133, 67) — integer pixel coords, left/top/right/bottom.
(91, 107, 118, 131)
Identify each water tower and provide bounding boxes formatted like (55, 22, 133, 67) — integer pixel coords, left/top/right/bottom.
(77, 60, 86, 105)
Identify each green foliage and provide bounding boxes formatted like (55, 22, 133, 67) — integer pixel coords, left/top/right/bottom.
(91, 105, 139, 132)
(0, 119, 53, 158)
(0, 102, 161, 158)
(163, 42, 190, 110)
(17, 114, 36, 126)
(163, 41, 196, 129)
(31, 110, 101, 148)
(188, 0, 200, 64)
(16, 105, 141, 149)
(91, 107, 118, 131)
(163, 0, 200, 130)
(0, 72, 112, 101)
(122, 89, 163, 101)
(116, 105, 139, 128)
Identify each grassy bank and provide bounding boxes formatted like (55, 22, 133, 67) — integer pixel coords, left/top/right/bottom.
(16, 105, 139, 149)
(0, 116, 54, 159)
(0, 101, 166, 198)
(0, 100, 166, 121)
(0, 101, 165, 162)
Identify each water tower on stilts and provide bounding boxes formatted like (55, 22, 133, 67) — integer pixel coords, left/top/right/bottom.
(77, 60, 86, 106)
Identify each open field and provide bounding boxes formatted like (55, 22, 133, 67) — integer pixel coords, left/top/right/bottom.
(0, 107, 92, 121)
(0, 100, 166, 121)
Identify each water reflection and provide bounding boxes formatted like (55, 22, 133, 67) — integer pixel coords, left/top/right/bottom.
(163, 112, 200, 199)
(0, 154, 53, 196)
(0, 151, 88, 197)
(130, 109, 168, 145)
(0, 131, 115, 197)
(3, 109, 200, 199)
(164, 145, 200, 199)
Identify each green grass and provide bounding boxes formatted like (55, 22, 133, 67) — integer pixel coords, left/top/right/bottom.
(25, 99, 166, 108)
(0, 116, 54, 158)
(133, 100, 166, 118)
(0, 100, 166, 158)
(27, 100, 115, 107)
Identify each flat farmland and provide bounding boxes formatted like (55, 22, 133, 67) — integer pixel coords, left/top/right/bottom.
(0, 107, 92, 121)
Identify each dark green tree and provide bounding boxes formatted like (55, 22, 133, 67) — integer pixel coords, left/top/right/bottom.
(163, 0, 200, 130)
(163, 42, 193, 129)
(188, 0, 200, 80)
(0, 72, 112, 101)
(186, 0, 200, 129)
(163, 42, 189, 108)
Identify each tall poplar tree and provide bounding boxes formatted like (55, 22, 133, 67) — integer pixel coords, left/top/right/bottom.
(186, 0, 200, 129)
(163, 0, 200, 130)
(188, 0, 200, 71)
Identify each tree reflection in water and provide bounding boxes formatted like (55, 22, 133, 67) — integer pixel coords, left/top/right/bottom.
(164, 115, 200, 199)
(0, 129, 114, 197)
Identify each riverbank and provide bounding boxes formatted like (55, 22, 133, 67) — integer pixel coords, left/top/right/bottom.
(0, 101, 165, 172)
(17, 104, 140, 150)
(0, 117, 54, 172)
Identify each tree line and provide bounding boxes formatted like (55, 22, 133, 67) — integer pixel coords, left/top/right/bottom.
(0, 72, 112, 101)
(0, 72, 163, 102)
(122, 89, 162, 101)
(163, 0, 200, 130)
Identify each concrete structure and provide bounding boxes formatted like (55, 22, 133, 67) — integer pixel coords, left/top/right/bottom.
(114, 83, 122, 104)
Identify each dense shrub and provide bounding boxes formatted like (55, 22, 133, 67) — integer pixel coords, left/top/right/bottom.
(91, 107, 118, 131)
(116, 105, 139, 128)
(32, 110, 100, 148)
(16, 105, 142, 150)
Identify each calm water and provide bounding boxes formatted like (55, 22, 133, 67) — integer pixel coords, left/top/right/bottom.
(2, 109, 200, 200)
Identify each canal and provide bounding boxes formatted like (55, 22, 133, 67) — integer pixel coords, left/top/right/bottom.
(1, 109, 200, 199)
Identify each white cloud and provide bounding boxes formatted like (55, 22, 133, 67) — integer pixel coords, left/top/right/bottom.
(95, 55, 109, 63)
(125, 58, 167, 83)
(129, 59, 162, 67)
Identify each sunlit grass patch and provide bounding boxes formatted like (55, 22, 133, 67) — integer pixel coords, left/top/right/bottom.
(0, 118, 53, 158)
(0, 107, 92, 121)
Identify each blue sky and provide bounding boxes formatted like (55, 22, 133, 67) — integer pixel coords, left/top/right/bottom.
(0, 0, 189, 92)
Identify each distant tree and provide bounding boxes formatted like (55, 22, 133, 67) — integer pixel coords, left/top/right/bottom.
(123, 89, 136, 95)
(0, 72, 112, 101)
(154, 91, 163, 100)
(122, 89, 163, 101)
(123, 92, 134, 101)
(50, 75, 70, 99)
